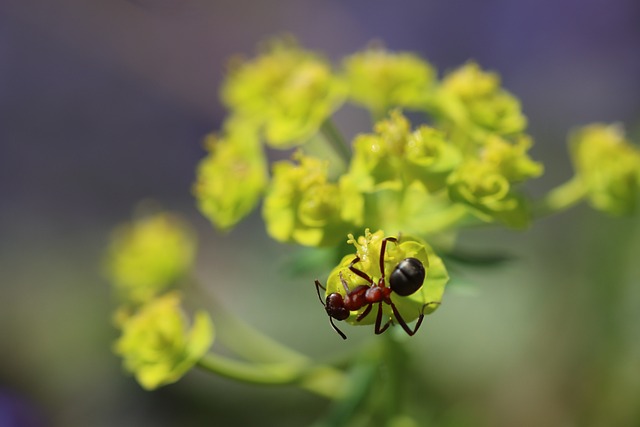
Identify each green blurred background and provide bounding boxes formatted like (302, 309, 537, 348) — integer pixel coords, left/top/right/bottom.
(1, 0, 640, 426)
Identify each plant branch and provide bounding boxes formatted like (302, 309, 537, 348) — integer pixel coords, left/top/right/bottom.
(196, 353, 347, 399)
(321, 118, 351, 163)
(534, 176, 587, 218)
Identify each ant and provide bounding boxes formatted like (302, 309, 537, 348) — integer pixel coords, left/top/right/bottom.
(315, 236, 436, 339)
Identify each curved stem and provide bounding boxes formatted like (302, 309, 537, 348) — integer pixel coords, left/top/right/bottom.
(321, 118, 351, 163)
(187, 276, 309, 365)
(534, 176, 587, 218)
(214, 308, 309, 364)
(197, 353, 347, 399)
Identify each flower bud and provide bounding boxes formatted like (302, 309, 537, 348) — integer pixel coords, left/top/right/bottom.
(570, 123, 640, 215)
(105, 211, 196, 304)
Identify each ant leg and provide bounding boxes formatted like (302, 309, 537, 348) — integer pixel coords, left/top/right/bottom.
(338, 271, 351, 293)
(329, 317, 347, 340)
(389, 302, 426, 336)
(356, 303, 373, 322)
(348, 256, 373, 284)
(379, 237, 398, 281)
(314, 280, 327, 306)
(374, 302, 392, 334)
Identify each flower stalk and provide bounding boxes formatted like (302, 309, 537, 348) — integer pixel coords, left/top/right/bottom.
(534, 176, 587, 218)
(320, 118, 352, 164)
(197, 353, 347, 399)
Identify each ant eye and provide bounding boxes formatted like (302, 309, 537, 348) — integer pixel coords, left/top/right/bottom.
(389, 258, 425, 296)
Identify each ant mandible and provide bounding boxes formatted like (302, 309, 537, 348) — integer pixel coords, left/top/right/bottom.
(315, 236, 433, 340)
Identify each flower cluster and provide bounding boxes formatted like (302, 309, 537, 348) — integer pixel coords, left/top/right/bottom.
(104, 36, 640, 408)
(105, 210, 213, 389)
(194, 37, 556, 246)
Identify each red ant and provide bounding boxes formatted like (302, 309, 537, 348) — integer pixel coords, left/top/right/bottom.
(315, 236, 435, 339)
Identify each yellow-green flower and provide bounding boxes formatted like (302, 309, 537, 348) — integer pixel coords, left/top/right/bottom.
(445, 131, 541, 227)
(347, 111, 461, 192)
(262, 152, 358, 246)
(404, 124, 463, 188)
(221, 37, 346, 147)
(348, 111, 412, 192)
(193, 119, 268, 231)
(570, 123, 640, 215)
(447, 160, 530, 228)
(480, 134, 543, 182)
(114, 292, 214, 390)
(343, 48, 436, 117)
(435, 62, 526, 140)
(323, 230, 448, 326)
(105, 211, 196, 304)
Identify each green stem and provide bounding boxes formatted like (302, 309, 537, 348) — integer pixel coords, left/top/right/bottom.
(188, 277, 309, 365)
(534, 176, 587, 218)
(312, 345, 382, 427)
(197, 353, 347, 399)
(382, 331, 408, 425)
(188, 277, 349, 400)
(579, 215, 640, 426)
(214, 307, 309, 365)
(321, 118, 351, 163)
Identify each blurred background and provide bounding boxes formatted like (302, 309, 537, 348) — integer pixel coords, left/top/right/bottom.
(1, 0, 640, 426)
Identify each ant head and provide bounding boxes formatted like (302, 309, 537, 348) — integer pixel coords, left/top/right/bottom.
(325, 293, 350, 320)
(389, 257, 425, 296)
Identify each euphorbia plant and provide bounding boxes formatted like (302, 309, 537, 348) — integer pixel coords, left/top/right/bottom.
(104, 36, 640, 426)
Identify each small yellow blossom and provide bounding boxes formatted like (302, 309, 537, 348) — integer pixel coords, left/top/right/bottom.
(435, 62, 527, 139)
(570, 123, 640, 215)
(221, 37, 346, 147)
(480, 134, 543, 182)
(447, 160, 530, 228)
(262, 152, 358, 246)
(343, 48, 436, 116)
(193, 120, 268, 231)
(348, 111, 461, 192)
(114, 293, 214, 390)
(105, 212, 196, 304)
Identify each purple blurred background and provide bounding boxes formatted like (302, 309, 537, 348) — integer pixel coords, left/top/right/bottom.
(1, 0, 640, 426)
